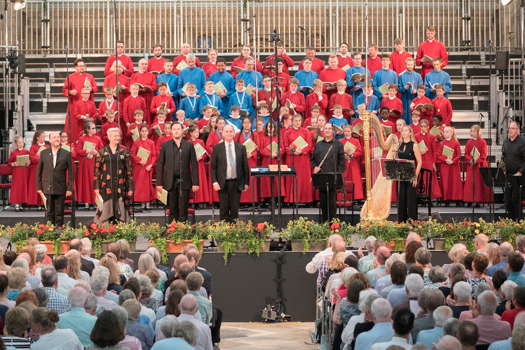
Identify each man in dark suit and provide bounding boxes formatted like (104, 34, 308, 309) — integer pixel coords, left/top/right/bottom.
(211, 124, 250, 222)
(156, 122, 200, 222)
(36, 131, 74, 227)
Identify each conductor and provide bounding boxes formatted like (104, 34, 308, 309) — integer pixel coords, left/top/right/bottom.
(312, 123, 346, 222)
(502, 121, 525, 220)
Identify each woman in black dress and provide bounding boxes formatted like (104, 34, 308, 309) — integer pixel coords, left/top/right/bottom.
(397, 125, 422, 222)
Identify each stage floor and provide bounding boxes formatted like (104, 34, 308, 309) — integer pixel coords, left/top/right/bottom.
(0, 205, 507, 227)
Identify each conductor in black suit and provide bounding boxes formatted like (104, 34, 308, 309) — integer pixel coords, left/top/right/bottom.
(211, 124, 250, 222)
(156, 122, 200, 222)
(36, 131, 74, 227)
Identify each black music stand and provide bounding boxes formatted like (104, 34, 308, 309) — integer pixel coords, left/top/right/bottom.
(383, 159, 416, 221)
(312, 172, 343, 223)
(480, 167, 506, 222)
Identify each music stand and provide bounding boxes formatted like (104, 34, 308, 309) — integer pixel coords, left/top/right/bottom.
(480, 167, 506, 222)
(383, 159, 416, 221)
(312, 172, 343, 223)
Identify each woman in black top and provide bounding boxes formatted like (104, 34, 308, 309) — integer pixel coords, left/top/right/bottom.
(397, 126, 422, 222)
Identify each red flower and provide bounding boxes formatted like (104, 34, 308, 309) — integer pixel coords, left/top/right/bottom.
(167, 227, 175, 233)
(83, 229, 90, 237)
(256, 223, 267, 232)
(39, 224, 46, 229)
(331, 223, 341, 230)
(108, 226, 115, 233)
(36, 229, 43, 235)
(90, 223, 97, 230)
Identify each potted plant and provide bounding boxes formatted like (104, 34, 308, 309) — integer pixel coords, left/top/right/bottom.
(281, 217, 330, 252)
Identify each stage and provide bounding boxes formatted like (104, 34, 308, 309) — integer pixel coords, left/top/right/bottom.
(0, 205, 509, 228)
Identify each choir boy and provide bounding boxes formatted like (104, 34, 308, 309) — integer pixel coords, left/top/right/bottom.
(156, 61, 178, 102)
(228, 78, 255, 117)
(380, 84, 403, 123)
(62, 58, 97, 103)
(123, 83, 149, 127)
(150, 111, 167, 142)
(305, 79, 328, 120)
(372, 55, 398, 99)
(328, 104, 349, 139)
(336, 42, 354, 70)
(103, 61, 129, 102)
(298, 48, 325, 74)
(104, 40, 134, 77)
(179, 83, 201, 120)
(196, 106, 214, 133)
(150, 82, 176, 121)
(97, 86, 117, 122)
(198, 81, 224, 116)
(100, 110, 119, 145)
(173, 43, 202, 75)
(295, 58, 319, 97)
(366, 44, 382, 76)
(409, 110, 422, 136)
(127, 109, 147, 144)
(147, 44, 166, 74)
(209, 59, 235, 105)
(231, 46, 263, 77)
(355, 83, 380, 114)
(416, 26, 449, 78)
(274, 60, 291, 94)
(410, 85, 434, 123)
(130, 58, 157, 121)
(280, 78, 306, 116)
(202, 49, 218, 78)
(69, 89, 97, 140)
(431, 84, 453, 126)
(346, 53, 371, 102)
(389, 39, 413, 75)
(328, 80, 354, 119)
(257, 77, 277, 114)
(398, 57, 423, 124)
(177, 54, 206, 96)
(263, 44, 295, 76)
(226, 106, 243, 132)
(237, 57, 264, 93)
(424, 58, 452, 99)
(319, 54, 347, 95)
(255, 103, 272, 130)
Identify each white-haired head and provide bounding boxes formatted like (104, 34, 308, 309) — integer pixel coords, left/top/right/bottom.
(68, 286, 89, 307)
(433, 305, 453, 327)
(453, 281, 472, 303)
(371, 298, 392, 322)
(405, 273, 424, 298)
(477, 290, 498, 316)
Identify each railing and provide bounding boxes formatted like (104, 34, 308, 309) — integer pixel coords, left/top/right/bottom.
(0, 0, 522, 56)
(505, 58, 524, 121)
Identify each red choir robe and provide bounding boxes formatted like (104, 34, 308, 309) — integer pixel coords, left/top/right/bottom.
(280, 91, 306, 115)
(410, 123, 422, 137)
(389, 51, 413, 75)
(463, 137, 492, 202)
(189, 138, 211, 204)
(62, 72, 98, 103)
(75, 135, 104, 204)
(97, 98, 118, 122)
(130, 72, 157, 122)
(276, 72, 291, 94)
(257, 88, 277, 111)
(68, 99, 97, 141)
(379, 119, 395, 137)
(8, 149, 30, 204)
(380, 96, 404, 123)
(104, 54, 134, 77)
(28, 143, 48, 206)
(366, 56, 382, 76)
(196, 117, 211, 131)
(319, 68, 347, 93)
(202, 61, 218, 78)
(147, 56, 166, 74)
(337, 55, 354, 70)
(150, 94, 176, 121)
(126, 121, 147, 146)
(131, 138, 157, 202)
(149, 121, 166, 143)
(103, 72, 130, 105)
(122, 95, 148, 125)
(235, 131, 259, 203)
(263, 54, 295, 76)
(432, 96, 453, 126)
(328, 92, 354, 118)
(172, 54, 202, 75)
(298, 58, 325, 74)
(416, 132, 442, 199)
(410, 96, 434, 123)
(284, 127, 313, 203)
(100, 121, 119, 145)
(305, 92, 328, 119)
(205, 130, 223, 202)
(415, 40, 449, 77)
(338, 137, 364, 200)
(437, 138, 463, 201)
(230, 56, 263, 77)
(258, 134, 286, 198)
(156, 135, 171, 154)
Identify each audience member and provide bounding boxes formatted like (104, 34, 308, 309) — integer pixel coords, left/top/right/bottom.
(31, 307, 83, 349)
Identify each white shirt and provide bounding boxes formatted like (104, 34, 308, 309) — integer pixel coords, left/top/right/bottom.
(52, 150, 58, 168)
(342, 314, 365, 350)
(225, 141, 237, 180)
(56, 272, 77, 296)
(30, 328, 83, 350)
(305, 247, 333, 274)
(178, 313, 213, 350)
(371, 336, 411, 350)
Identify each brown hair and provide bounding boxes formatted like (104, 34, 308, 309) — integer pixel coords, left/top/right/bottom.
(5, 307, 30, 337)
(32, 307, 59, 331)
(15, 290, 39, 307)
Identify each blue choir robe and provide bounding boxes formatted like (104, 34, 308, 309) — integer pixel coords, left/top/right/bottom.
(346, 66, 371, 101)
(424, 70, 452, 99)
(156, 73, 179, 103)
(252, 115, 271, 130)
(372, 69, 398, 99)
(329, 116, 349, 139)
(226, 115, 243, 132)
(295, 70, 318, 94)
(179, 96, 200, 120)
(209, 71, 236, 109)
(355, 94, 380, 114)
(198, 93, 224, 116)
(228, 91, 255, 117)
(177, 67, 206, 96)
(237, 70, 263, 92)
(398, 70, 423, 124)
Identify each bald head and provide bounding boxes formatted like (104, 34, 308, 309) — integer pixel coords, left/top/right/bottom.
(435, 335, 462, 350)
(499, 242, 514, 259)
(474, 234, 489, 250)
(179, 294, 198, 315)
(173, 254, 189, 270)
(376, 246, 391, 265)
(332, 240, 346, 253)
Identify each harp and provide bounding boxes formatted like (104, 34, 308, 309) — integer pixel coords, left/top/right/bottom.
(359, 109, 399, 221)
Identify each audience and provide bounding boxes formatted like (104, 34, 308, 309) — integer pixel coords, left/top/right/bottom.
(178, 294, 213, 350)
(30, 307, 83, 349)
(57, 286, 97, 347)
(371, 308, 413, 350)
(416, 305, 452, 349)
(355, 298, 394, 350)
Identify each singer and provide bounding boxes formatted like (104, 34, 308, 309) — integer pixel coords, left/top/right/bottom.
(94, 128, 134, 224)
(502, 121, 525, 220)
(312, 123, 345, 222)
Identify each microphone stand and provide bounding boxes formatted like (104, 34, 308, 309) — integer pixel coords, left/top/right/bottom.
(270, 29, 283, 229)
(111, 0, 120, 127)
(64, 45, 76, 228)
(179, 140, 183, 223)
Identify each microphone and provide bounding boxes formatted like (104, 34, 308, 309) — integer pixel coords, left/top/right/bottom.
(298, 26, 306, 31)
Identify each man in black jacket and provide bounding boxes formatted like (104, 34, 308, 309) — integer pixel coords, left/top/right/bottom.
(211, 124, 250, 222)
(36, 131, 74, 227)
(156, 122, 200, 222)
(502, 121, 525, 220)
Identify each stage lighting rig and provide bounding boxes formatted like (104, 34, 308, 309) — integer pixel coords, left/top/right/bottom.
(10, 0, 26, 11)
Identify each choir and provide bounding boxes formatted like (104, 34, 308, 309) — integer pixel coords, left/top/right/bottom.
(7, 30, 492, 211)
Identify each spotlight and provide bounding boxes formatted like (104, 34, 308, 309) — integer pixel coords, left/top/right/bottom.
(10, 0, 26, 11)
(500, 0, 513, 6)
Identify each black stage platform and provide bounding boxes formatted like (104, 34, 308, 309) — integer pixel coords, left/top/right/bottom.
(0, 206, 508, 228)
